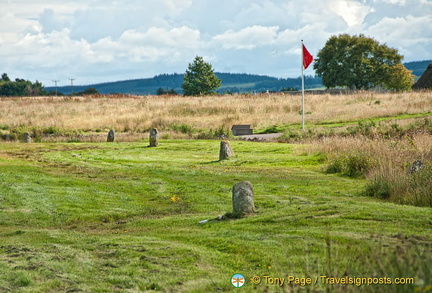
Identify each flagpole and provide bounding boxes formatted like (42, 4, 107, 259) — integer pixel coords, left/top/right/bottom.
(301, 40, 305, 131)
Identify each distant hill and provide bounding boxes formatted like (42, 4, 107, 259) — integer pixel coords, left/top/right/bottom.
(46, 73, 322, 95)
(404, 60, 432, 78)
(46, 60, 431, 95)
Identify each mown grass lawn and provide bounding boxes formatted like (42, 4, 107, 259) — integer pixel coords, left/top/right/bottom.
(0, 140, 430, 292)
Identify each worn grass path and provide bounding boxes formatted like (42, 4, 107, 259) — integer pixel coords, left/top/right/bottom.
(0, 140, 431, 292)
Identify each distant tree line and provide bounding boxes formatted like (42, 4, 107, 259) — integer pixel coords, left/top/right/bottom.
(75, 88, 99, 96)
(45, 73, 323, 95)
(156, 87, 178, 95)
(0, 73, 46, 96)
(0, 73, 104, 97)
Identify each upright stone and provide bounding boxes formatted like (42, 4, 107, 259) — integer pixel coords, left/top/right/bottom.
(149, 128, 159, 147)
(408, 160, 424, 174)
(23, 132, 32, 143)
(219, 140, 234, 160)
(232, 181, 256, 215)
(107, 129, 115, 142)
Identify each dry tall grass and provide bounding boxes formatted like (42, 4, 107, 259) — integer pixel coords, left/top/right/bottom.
(317, 133, 432, 207)
(0, 91, 431, 134)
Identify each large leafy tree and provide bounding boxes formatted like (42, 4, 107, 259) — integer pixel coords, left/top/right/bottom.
(314, 34, 414, 91)
(182, 56, 221, 96)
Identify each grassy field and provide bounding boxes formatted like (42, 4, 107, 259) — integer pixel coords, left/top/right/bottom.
(0, 91, 431, 141)
(0, 139, 431, 292)
(0, 92, 431, 292)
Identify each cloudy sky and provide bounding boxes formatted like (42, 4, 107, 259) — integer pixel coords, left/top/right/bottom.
(1, 0, 431, 86)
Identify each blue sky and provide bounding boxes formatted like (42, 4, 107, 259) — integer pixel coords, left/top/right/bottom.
(1, 0, 431, 86)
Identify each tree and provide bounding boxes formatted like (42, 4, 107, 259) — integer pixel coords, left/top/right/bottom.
(314, 34, 414, 91)
(78, 88, 99, 96)
(0, 76, 47, 96)
(156, 87, 178, 95)
(27, 80, 47, 96)
(0, 81, 26, 96)
(1, 73, 10, 82)
(384, 63, 415, 91)
(182, 56, 221, 96)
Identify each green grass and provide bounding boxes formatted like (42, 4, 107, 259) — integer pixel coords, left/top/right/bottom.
(316, 112, 432, 127)
(255, 112, 432, 135)
(0, 140, 431, 292)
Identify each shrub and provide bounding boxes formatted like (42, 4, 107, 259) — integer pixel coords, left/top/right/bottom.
(347, 120, 377, 137)
(42, 126, 62, 135)
(195, 125, 231, 139)
(171, 123, 194, 134)
(325, 152, 372, 177)
(261, 125, 281, 134)
(363, 176, 391, 199)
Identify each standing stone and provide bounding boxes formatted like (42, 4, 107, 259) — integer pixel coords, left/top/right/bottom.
(232, 181, 256, 215)
(107, 129, 115, 142)
(219, 140, 234, 160)
(408, 160, 424, 174)
(23, 132, 32, 143)
(149, 128, 159, 147)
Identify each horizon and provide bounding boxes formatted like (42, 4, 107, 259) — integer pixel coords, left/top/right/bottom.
(44, 71, 312, 88)
(35, 59, 431, 89)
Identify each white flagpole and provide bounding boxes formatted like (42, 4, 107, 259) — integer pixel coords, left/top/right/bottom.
(301, 40, 305, 131)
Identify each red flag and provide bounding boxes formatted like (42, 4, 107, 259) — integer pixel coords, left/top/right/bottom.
(302, 44, 313, 69)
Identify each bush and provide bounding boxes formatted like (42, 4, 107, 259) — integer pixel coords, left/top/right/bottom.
(42, 126, 62, 135)
(347, 120, 377, 137)
(171, 123, 194, 134)
(363, 176, 391, 199)
(325, 152, 372, 177)
(195, 125, 231, 139)
(261, 125, 281, 134)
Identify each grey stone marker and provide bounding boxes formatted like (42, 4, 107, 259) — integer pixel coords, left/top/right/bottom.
(107, 129, 115, 142)
(408, 160, 424, 174)
(219, 140, 234, 160)
(23, 132, 32, 143)
(149, 128, 159, 147)
(232, 181, 256, 215)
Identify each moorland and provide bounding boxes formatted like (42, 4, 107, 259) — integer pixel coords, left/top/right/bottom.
(0, 91, 431, 292)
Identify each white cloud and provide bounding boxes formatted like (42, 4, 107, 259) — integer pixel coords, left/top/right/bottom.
(330, 0, 373, 27)
(0, 0, 431, 85)
(213, 26, 279, 50)
(5, 29, 92, 67)
(120, 27, 200, 49)
(365, 14, 432, 60)
(162, 0, 192, 13)
(381, 0, 406, 5)
(367, 15, 432, 40)
(39, 8, 70, 33)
